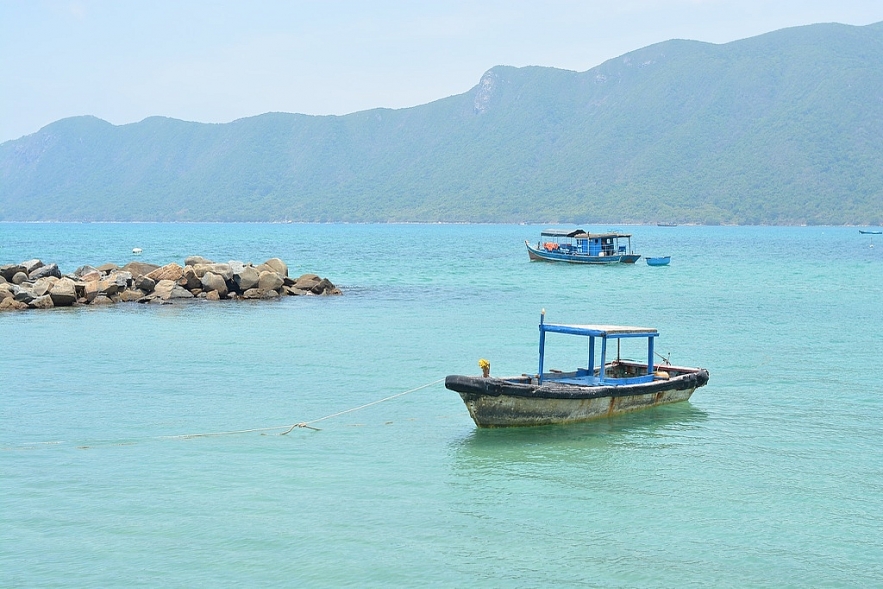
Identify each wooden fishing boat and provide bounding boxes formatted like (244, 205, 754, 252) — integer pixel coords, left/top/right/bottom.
(525, 229, 641, 264)
(646, 256, 671, 266)
(445, 311, 709, 427)
(859, 230, 882, 235)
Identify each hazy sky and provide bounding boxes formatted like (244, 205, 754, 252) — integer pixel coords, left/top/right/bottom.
(2, 0, 882, 143)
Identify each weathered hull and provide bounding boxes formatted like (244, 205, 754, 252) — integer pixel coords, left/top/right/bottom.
(445, 369, 708, 427)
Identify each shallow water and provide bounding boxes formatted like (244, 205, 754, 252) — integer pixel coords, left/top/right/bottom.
(2, 223, 882, 587)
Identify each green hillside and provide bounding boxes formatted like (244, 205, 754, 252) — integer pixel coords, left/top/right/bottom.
(2, 21, 882, 224)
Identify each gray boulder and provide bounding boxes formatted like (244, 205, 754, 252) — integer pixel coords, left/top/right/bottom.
(119, 289, 144, 302)
(96, 279, 121, 296)
(98, 272, 129, 296)
(294, 273, 320, 290)
(1, 264, 26, 281)
(79, 270, 102, 283)
(0, 296, 28, 311)
(185, 255, 214, 266)
(74, 265, 101, 277)
(152, 280, 175, 299)
(191, 263, 234, 281)
(169, 285, 195, 299)
(263, 258, 288, 277)
(312, 277, 333, 294)
(108, 270, 133, 286)
(83, 279, 100, 302)
(227, 260, 246, 274)
(146, 263, 184, 283)
(49, 277, 78, 307)
(200, 272, 228, 298)
(29, 263, 61, 280)
(178, 266, 201, 290)
(14, 285, 35, 303)
(11, 272, 29, 285)
(28, 294, 54, 309)
(211, 263, 234, 281)
(32, 277, 58, 297)
(308, 278, 340, 295)
(257, 271, 284, 292)
(121, 261, 160, 278)
(234, 266, 260, 291)
(21, 259, 45, 274)
(153, 279, 193, 300)
(134, 275, 156, 292)
(91, 295, 114, 305)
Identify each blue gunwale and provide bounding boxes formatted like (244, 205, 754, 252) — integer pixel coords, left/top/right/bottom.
(538, 311, 658, 386)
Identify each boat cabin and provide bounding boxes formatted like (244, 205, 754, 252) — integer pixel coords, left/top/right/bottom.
(538, 229, 631, 257)
(538, 312, 658, 386)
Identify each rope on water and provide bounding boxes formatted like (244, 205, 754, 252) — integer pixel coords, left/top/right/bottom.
(3, 377, 447, 450)
(280, 377, 446, 434)
(159, 425, 292, 440)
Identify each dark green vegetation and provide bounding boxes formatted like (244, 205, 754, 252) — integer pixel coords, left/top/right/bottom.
(2, 22, 882, 224)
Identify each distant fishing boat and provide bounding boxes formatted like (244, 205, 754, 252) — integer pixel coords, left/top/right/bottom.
(657, 222, 678, 227)
(646, 256, 671, 266)
(525, 229, 641, 264)
(132, 247, 143, 254)
(445, 311, 709, 427)
(859, 230, 882, 235)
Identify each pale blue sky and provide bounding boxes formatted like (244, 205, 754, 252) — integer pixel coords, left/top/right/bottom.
(2, 0, 882, 143)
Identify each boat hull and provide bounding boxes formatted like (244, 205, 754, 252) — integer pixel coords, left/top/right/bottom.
(526, 241, 639, 265)
(646, 256, 671, 266)
(445, 369, 708, 427)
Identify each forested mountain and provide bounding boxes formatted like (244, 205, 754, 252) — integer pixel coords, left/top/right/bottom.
(2, 21, 882, 224)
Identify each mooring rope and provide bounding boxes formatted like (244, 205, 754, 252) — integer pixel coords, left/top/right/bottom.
(4, 377, 446, 449)
(279, 377, 445, 434)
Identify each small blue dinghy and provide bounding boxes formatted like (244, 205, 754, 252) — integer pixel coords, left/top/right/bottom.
(646, 256, 671, 266)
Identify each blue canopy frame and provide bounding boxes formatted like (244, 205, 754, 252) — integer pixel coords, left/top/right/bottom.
(537, 311, 658, 385)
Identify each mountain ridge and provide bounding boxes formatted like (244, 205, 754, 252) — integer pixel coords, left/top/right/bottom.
(2, 21, 882, 224)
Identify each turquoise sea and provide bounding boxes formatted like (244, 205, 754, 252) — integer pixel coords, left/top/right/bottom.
(2, 223, 882, 588)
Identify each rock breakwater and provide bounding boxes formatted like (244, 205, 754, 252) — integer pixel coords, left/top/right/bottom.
(0, 256, 340, 311)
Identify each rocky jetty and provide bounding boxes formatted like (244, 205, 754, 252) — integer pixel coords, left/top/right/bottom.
(0, 256, 340, 311)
